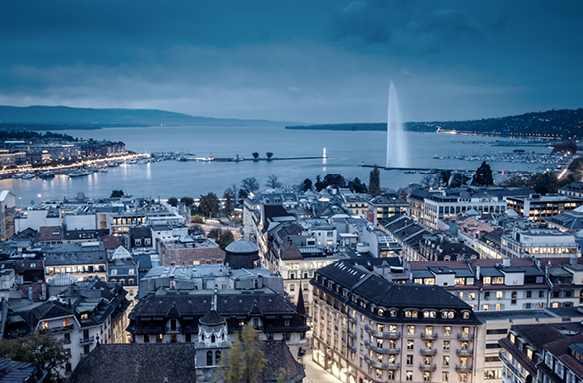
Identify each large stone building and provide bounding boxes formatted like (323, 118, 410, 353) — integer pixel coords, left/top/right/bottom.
(128, 266, 309, 360)
(311, 260, 482, 383)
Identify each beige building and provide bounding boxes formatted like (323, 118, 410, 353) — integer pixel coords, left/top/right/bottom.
(311, 260, 482, 383)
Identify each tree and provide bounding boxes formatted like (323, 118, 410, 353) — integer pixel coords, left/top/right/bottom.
(322, 174, 346, 189)
(180, 196, 194, 207)
(369, 165, 381, 197)
(534, 171, 559, 194)
(167, 197, 179, 206)
(450, 173, 471, 188)
(198, 192, 220, 217)
(348, 177, 367, 193)
(207, 228, 220, 240)
(420, 173, 438, 190)
(223, 188, 236, 212)
(503, 173, 527, 187)
(218, 230, 235, 250)
(314, 175, 325, 192)
(265, 174, 282, 189)
(252, 152, 259, 159)
(266, 152, 273, 159)
(219, 322, 266, 383)
(241, 177, 260, 195)
(438, 170, 452, 187)
(300, 178, 312, 192)
(0, 334, 68, 383)
(110, 189, 124, 198)
(472, 161, 494, 186)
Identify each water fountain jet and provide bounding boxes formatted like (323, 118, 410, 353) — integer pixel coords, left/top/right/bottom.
(385, 81, 408, 169)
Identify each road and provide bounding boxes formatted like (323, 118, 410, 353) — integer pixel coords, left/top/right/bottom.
(302, 352, 342, 383)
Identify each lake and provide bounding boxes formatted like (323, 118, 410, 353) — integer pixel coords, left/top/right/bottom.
(0, 125, 551, 204)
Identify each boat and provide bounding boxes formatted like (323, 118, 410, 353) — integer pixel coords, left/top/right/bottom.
(22, 173, 35, 179)
(68, 169, 92, 177)
(39, 171, 55, 179)
(404, 171, 416, 174)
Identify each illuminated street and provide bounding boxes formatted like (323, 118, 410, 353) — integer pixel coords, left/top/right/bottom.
(303, 351, 342, 383)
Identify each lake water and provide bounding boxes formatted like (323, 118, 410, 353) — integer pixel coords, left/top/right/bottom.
(0, 125, 551, 204)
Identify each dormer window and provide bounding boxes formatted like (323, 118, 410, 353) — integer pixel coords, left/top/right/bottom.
(423, 310, 436, 319)
(462, 311, 470, 320)
(405, 310, 418, 318)
(389, 309, 398, 318)
(441, 310, 455, 319)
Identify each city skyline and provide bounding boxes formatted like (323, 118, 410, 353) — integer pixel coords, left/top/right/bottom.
(0, 1, 582, 124)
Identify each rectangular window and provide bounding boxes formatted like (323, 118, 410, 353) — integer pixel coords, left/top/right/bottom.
(408, 325, 415, 335)
(443, 341, 450, 351)
(406, 355, 414, 365)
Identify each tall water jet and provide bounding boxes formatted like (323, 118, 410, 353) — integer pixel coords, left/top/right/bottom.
(385, 81, 409, 169)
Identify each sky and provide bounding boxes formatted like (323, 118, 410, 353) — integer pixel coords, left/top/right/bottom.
(0, 0, 582, 124)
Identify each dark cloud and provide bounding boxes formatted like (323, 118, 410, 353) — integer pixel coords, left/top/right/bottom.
(0, 0, 581, 123)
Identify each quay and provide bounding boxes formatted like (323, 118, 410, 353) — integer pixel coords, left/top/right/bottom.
(178, 156, 324, 162)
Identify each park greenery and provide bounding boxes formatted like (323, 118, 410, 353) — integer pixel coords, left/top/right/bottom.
(368, 165, 381, 196)
(219, 322, 266, 383)
(0, 334, 68, 383)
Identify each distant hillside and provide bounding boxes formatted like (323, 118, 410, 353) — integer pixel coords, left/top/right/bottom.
(0, 105, 287, 130)
(286, 108, 583, 139)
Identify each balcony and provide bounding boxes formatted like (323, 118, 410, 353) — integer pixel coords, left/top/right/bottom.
(421, 333, 438, 340)
(364, 325, 401, 338)
(348, 344, 356, 352)
(347, 328, 356, 337)
(419, 348, 437, 355)
(40, 324, 74, 334)
(419, 363, 436, 371)
(364, 341, 399, 354)
(80, 353, 89, 359)
(457, 333, 474, 340)
(79, 336, 94, 344)
(456, 349, 473, 355)
(456, 365, 472, 372)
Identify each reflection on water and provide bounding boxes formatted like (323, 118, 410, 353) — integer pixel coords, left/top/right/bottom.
(3, 127, 551, 203)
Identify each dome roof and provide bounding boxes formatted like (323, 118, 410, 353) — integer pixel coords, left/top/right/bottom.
(199, 309, 225, 326)
(225, 239, 259, 254)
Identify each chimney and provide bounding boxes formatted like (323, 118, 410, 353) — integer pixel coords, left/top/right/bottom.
(475, 265, 480, 280)
(28, 286, 33, 301)
(503, 258, 510, 267)
(570, 257, 578, 267)
(545, 262, 551, 279)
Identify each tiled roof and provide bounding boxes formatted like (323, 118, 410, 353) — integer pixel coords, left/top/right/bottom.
(67, 343, 197, 383)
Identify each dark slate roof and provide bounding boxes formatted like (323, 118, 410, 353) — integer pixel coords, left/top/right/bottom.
(314, 261, 481, 325)
(260, 340, 305, 383)
(263, 205, 289, 220)
(0, 358, 44, 383)
(199, 309, 225, 326)
(67, 343, 197, 383)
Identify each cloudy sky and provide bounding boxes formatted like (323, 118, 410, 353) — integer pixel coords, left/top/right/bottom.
(1, 1, 581, 123)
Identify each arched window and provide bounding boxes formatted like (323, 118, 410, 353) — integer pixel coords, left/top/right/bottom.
(207, 351, 213, 366)
(216, 350, 221, 364)
(211, 334, 216, 343)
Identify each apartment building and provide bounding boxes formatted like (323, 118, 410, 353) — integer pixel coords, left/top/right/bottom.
(311, 260, 482, 383)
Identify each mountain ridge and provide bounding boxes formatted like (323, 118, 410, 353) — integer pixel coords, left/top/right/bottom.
(286, 108, 583, 139)
(0, 105, 293, 128)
